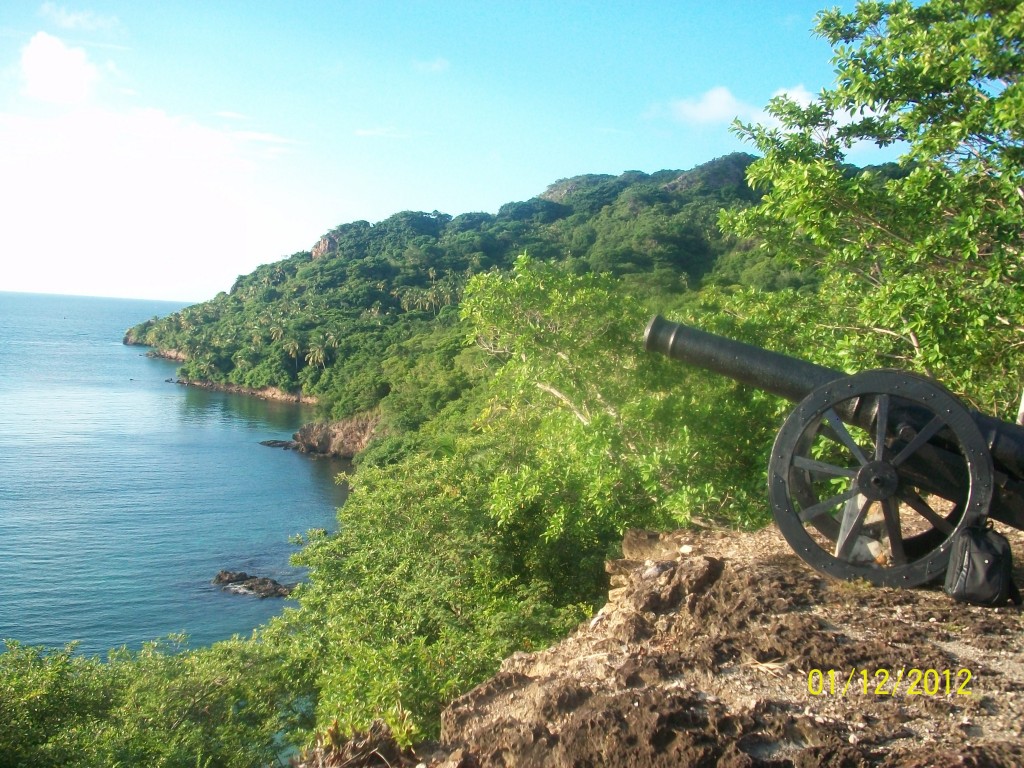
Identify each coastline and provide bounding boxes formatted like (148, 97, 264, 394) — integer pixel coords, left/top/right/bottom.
(176, 377, 319, 405)
(122, 335, 319, 405)
(124, 337, 379, 457)
(1, 295, 348, 655)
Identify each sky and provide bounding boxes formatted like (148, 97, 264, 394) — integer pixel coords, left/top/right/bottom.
(0, 1, 864, 302)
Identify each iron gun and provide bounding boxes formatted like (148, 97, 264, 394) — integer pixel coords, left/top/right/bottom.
(644, 315, 1024, 587)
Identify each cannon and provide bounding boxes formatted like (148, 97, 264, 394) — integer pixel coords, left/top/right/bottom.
(644, 315, 1024, 588)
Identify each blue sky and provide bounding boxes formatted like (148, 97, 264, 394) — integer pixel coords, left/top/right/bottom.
(1, 1, 859, 301)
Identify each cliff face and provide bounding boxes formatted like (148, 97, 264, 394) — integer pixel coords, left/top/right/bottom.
(301, 525, 1024, 767)
(292, 413, 380, 458)
(311, 233, 337, 260)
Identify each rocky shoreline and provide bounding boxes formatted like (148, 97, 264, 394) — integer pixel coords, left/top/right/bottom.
(259, 414, 381, 458)
(176, 377, 319, 405)
(122, 336, 316, 403)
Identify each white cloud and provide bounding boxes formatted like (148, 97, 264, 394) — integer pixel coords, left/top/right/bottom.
(670, 86, 758, 125)
(413, 57, 450, 73)
(0, 106, 321, 300)
(21, 31, 98, 104)
(40, 2, 120, 32)
(771, 84, 815, 108)
(0, 35, 326, 301)
(668, 84, 818, 128)
(231, 130, 297, 145)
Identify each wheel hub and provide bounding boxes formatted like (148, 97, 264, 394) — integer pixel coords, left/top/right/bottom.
(856, 460, 900, 501)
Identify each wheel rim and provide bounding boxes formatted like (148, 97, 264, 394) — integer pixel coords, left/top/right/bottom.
(768, 370, 993, 587)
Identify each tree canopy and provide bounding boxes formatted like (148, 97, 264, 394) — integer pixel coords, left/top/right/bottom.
(125, 154, 766, 422)
(722, 0, 1024, 415)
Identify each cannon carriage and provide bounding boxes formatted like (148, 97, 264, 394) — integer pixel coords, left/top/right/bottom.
(644, 315, 1024, 588)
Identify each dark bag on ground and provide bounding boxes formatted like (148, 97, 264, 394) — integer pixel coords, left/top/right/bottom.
(943, 522, 1022, 607)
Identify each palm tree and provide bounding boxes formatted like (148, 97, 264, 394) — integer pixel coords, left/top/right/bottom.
(305, 332, 328, 369)
(283, 338, 301, 372)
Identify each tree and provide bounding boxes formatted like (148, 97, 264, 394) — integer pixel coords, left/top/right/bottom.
(305, 332, 328, 370)
(461, 255, 782, 544)
(721, 0, 1024, 417)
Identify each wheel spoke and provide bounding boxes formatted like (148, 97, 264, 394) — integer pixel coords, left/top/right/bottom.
(880, 497, 906, 565)
(874, 394, 890, 461)
(793, 455, 858, 478)
(891, 415, 945, 467)
(768, 369, 992, 589)
(897, 489, 956, 535)
(798, 486, 859, 523)
(835, 495, 870, 559)
(824, 408, 870, 466)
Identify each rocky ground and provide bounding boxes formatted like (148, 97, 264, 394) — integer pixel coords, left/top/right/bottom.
(299, 524, 1024, 767)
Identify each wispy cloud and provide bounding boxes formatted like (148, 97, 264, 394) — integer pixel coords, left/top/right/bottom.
(21, 31, 97, 104)
(40, 2, 120, 32)
(232, 130, 299, 156)
(233, 130, 295, 144)
(413, 57, 450, 74)
(771, 84, 815, 108)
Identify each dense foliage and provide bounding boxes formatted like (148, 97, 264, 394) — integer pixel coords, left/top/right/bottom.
(722, 0, 1024, 416)
(0, 637, 307, 767)
(7, 0, 1024, 763)
(125, 154, 764, 421)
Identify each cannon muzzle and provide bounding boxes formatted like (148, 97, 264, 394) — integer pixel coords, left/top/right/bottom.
(644, 315, 844, 404)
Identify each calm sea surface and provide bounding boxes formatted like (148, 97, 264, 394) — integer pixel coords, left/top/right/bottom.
(0, 292, 348, 655)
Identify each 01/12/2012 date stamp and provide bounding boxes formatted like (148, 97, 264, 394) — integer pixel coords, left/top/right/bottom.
(807, 668, 973, 697)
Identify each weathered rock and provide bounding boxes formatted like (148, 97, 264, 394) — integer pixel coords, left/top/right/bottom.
(212, 570, 293, 598)
(292, 412, 380, 458)
(178, 379, 317, 404)
(295, 525, 1024, 767)
(312, 233, 338, 260)
(260, 439, 299, 450)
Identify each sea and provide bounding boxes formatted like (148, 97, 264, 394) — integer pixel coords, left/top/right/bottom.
(0, 291, 349, 656)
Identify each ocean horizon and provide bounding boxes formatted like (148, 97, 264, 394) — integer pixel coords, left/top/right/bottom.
(0, 291, 348, 655)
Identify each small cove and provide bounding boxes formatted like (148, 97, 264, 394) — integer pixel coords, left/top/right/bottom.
(0, 292, 347, 655)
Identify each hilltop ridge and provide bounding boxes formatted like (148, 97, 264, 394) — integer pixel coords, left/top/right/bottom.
(124, 152, 781, 424)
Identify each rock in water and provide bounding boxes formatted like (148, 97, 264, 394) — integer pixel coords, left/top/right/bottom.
(212, 570, 293, 598)
(259, 439, 298, 450)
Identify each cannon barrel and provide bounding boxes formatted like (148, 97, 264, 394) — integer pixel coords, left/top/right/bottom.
(643, 314, 845, 404)
(644, 315, 1024, 492)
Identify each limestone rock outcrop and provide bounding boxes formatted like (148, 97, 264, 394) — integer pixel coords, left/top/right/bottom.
(312, 234, 338, 260)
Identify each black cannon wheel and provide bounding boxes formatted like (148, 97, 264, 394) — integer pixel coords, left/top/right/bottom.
(768, 370, 994, 587)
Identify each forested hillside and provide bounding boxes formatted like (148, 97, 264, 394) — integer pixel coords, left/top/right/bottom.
(125, 152, 778, 422)
(7, 2, 1024, 764)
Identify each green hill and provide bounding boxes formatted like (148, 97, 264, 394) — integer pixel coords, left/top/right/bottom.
(125, 152, 785, 422)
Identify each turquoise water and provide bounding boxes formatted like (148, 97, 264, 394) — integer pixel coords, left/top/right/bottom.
(0, 292, 347, 655)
